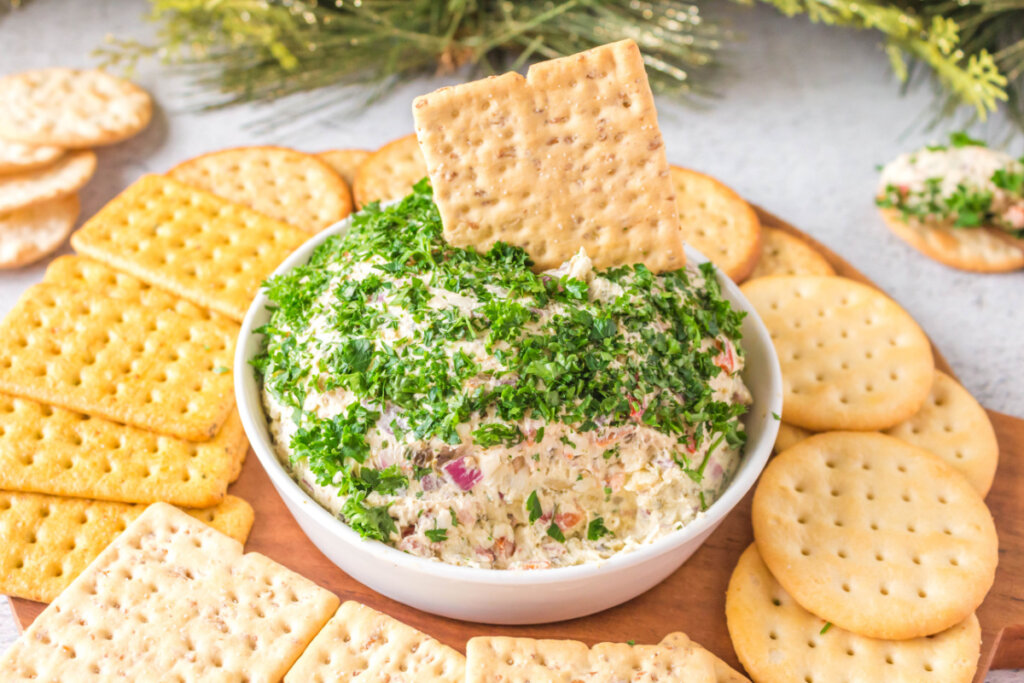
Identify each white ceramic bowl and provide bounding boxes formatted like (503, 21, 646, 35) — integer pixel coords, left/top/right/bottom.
(235, 215, 782, 625)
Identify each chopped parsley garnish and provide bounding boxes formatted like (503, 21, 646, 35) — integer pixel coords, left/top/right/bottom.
(425, 527, 448, 543)
(587, 517, 613, 541)
(771, 412, 781, 421)
(546, 521, 566, 543)
(819, 622, 833, 635)
(449, 507, 459, 526)
(213, 366, 230, 374)
(526, 490, 543, 523)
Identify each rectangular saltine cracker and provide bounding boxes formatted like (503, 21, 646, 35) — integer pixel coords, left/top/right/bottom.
(413, 39, 684, 273)
(285, 601, 466, 682)
(0, 392, 247, 507)
(0, 502, 337, 681)
(70, 174, 308, 321)
(0, 493, 254, 603)
(465, 634, 717, 682)
(0, 283, 237, 441)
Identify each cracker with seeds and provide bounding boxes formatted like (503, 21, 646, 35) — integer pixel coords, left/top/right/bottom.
(285, 601, 466, 682)
(0, 138, 64, 175)
(0, 195, 79, 269)
(671, 166, 761, 281)
(880, 209, 1024, 273)
(726, 544, 981, 683)
(70, 174, 308, 321)
(658, 632, 750, 683)
(0, 68, 152, 147)
(749, 227, 836, 279)
(352, 134, 426, 208)
(0, 493, 253, 603)
(884, 370, 999, 497)
(466, 634, 717, 682)
(751, 432, 998, 640)
(0, 150, 94, 214)
(0, 393, 246, 506)
(413, 40, 684, 273)
(0, 502, 336, 681)
(168, 146, 353, 233)
(318, 148, 370, 191)
(740, 275, 933, 431)
(0, 283, 237, 441)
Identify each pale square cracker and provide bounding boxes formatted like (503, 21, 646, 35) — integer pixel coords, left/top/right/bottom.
(0, 392, 246, 507)
(466, 635, 717, 682)
(658, 632, 750, 682)
(168, 146, 353, 233)
(884, 370, 999, 496)
(772, 421, 814, 455)
(740, 275, 933, 431)
(44, 254, 228, 323)
(70, 174, 308, 321)
(0, 502, 336, 682)
(317, 148, 370, 189)
(749, 227, 835, 279)
(0, 138, 64, 175)
(670, 166, 761, 281)
(0, 493, 253, 603)
(413, 39, 684, 273)
(0, 194, 79, 269)
(751, 432, 997, 640)
(726, 544, 980, 683)
(285, 601, 465, 682)
(0, 283, 237, 441)
(879, 208, 1024, 273)
(0, 150, 94, 214)
(352, 134, 427, 208)
(0, 68, 152, 148)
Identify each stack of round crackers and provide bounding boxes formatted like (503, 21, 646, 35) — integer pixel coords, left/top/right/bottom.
(725, 265, 1001, 681)
(0, 68, 153, 269)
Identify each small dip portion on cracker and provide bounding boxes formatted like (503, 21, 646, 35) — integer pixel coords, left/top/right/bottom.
(255, 184, 750, 570)
(413, 39, 684, 274)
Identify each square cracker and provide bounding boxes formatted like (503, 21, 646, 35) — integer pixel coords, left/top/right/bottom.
(413, 39, 684, 273)
(0, 392, 247, 507)
(0, 493, 254, 603)
(0, 283, 237, 441)
(70, 174, 308, 321)
(465, 634, 717, 682)
(285, 601, 466, 682)
(0, 502, 338, 681)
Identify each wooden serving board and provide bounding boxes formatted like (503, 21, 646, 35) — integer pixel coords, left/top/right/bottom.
(11, 208, 1024, 681)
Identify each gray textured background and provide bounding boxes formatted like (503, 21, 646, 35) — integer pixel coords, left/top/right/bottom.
(0, 1, 1021, 677)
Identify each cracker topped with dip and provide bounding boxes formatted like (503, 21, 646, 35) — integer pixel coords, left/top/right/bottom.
(255, 41, 752, 569)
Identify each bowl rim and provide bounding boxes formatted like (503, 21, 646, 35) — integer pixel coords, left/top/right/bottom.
(234, 212, 782, 586)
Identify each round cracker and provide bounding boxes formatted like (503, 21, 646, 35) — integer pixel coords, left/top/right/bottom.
(0, 68, 152, 148)
(0, 194, 79, 269)
(317, 149, 370, 189)
(0, 139, 64, 175)
(773, 421, 814, 455)
(884, 371, 998, 497)
(751, 432, 998, 640)
(168, 146, 352, 233)
(726, 544, 981, 683)
(670, 166, 762, 282)
(353, 134, 427, 208)
(741, 275, 933, 431)
(749, 227, 835, 279)
(879, 208, 1024, 273)
(0, 150, 95, 215)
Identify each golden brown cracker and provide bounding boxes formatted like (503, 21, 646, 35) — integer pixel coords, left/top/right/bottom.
(749, 227, 836, 279)
(168, 146, 353, 232)
(0, 194, 79, 269)
(0, 150, 94, 214)
(0, 138, 64, 175)
(726, 544, 980, 683)
(0, 493, 253, 603)
(70, 174, 308, 321)
(751, 432, 998, 640)
(659, 632, 750, 682)
(671, 166, 761, 281)
(352, 134, 426, 208)
(317, 148, 370, 190)
(880, 209, 1024, 273)
(0, 502, 336, 681)
(413, 40, 685, 273)
(773, 421, 814, 455)
(740, 275, 933, 431)
(0, 283, 237, 441)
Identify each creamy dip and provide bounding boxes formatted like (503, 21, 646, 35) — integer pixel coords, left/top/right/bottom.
(256, 181, 751, 570)
(877, 135, 1024, 233)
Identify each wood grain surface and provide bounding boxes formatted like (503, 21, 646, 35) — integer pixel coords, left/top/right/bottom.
(11, 208, 1023, 681)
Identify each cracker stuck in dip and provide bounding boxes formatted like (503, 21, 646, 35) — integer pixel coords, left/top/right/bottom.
(255, 183, 751, 570)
